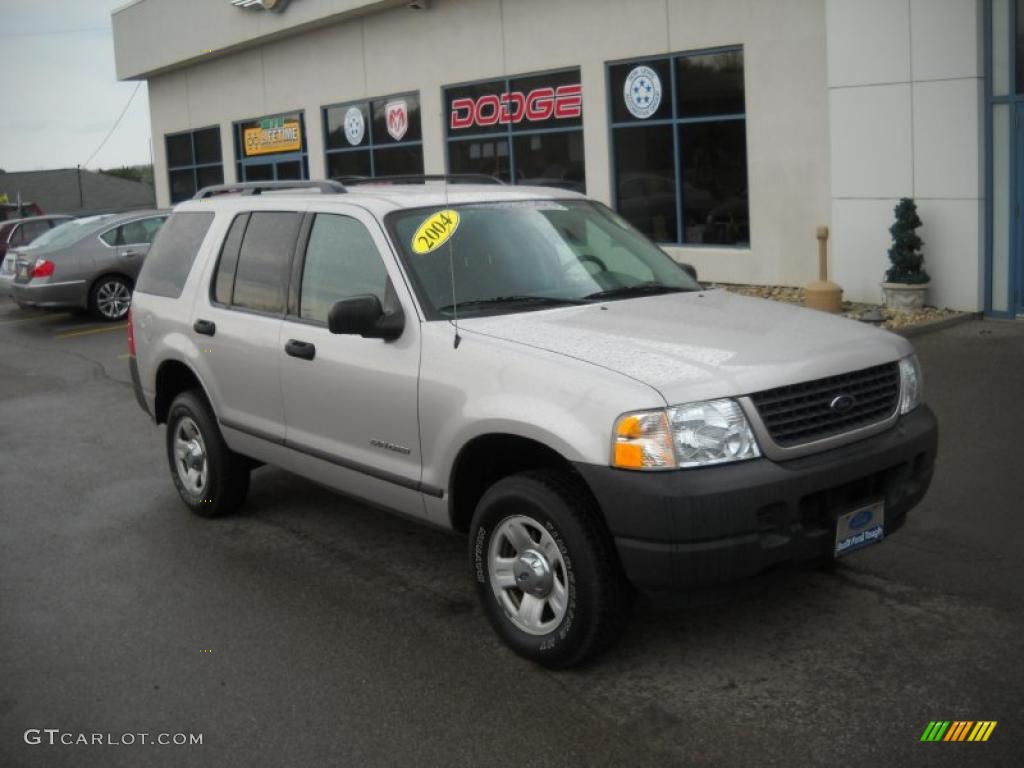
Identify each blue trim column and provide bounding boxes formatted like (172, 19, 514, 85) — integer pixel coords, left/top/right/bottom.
(985, 0, 1022, 316)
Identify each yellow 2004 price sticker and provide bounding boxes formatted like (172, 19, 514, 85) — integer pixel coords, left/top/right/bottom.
(411, 209, 460, 254)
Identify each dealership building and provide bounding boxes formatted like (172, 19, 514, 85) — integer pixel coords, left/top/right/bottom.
(112, 0, 1020, 316)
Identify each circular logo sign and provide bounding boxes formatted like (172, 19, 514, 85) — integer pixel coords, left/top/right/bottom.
(344, 107, 365, 146)
(623, 66, 662, 119)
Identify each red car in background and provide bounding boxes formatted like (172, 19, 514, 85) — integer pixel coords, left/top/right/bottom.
(0, 202, 45, 222)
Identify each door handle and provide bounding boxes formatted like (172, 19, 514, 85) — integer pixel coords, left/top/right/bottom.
(285, 339, 316, 360)
(122, 249, 141, 257)
(193, 319, 216, 336)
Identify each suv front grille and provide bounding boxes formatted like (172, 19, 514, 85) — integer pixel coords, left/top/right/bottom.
(750, 362, 900, 447)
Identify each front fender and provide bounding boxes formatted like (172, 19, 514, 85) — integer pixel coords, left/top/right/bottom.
(417, 323, 665, 493)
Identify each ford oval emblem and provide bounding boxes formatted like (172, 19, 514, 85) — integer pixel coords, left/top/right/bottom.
(848, 509, 873, 530)
(830, 394, 856, 414)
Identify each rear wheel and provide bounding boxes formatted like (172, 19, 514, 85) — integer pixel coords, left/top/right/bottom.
(89, 275, 132, 321)
(469, 469, 629, 668)
(165, 390, 249, 518)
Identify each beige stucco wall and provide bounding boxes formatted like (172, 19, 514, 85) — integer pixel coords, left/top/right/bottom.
(826, 0, 985, 311)
(131, 0, 832, 290)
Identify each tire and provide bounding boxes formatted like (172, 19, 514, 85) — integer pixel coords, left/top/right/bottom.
(165, 390, 250, 518)
(89, 275, 132, 321)
(470, 469, 629, 668)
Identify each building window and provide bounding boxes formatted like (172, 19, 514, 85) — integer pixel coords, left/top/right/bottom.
(166, 127, 224, 203)
(609, 48, 748, 246)
(234, 112, 308, 183)
(323, 93, 423, 181)
(444, 68, 585, 192)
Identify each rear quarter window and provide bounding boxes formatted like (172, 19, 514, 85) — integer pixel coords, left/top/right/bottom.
(135, 212, 214, 298)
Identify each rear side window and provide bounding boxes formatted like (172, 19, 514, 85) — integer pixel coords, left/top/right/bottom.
(121, 216, 166, 245)
(135, 212, 214, 298)
(212, 213, 248, 305)
(19, 220, 50, 244)
(229, 212, 301, 314)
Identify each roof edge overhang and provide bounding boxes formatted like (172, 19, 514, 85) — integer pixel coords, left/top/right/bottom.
(112, 0, 410, 81)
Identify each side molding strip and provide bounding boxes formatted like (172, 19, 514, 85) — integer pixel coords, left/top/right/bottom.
(220, 418, 444, 498)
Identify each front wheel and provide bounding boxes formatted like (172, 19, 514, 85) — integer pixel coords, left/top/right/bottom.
(165, 390, 250, 518)
(469, 470, 629, 668)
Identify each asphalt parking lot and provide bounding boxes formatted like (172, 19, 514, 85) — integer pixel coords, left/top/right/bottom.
(1, 297, 1020, 767)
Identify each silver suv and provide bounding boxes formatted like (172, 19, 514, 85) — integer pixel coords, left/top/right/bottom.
(129, 179, 937, 668)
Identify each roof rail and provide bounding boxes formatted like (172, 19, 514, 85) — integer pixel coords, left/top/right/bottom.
(192, 180, 347, 200)
(333, 174, 504, 186)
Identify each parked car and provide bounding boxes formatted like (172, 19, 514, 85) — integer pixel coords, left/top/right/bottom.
(9, 210, 167, 319)
(129, 180, 937, 668)
(0, 215, 75, 298)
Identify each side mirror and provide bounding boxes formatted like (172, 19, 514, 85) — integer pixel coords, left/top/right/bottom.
(327, 295, 404, 340)
(680, 263, 698, 281)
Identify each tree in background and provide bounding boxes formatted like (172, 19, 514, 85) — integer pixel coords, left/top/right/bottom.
(99, 165, 154, 186)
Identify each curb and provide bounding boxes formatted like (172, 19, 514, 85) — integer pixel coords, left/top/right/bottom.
(893, 312, 981, 338)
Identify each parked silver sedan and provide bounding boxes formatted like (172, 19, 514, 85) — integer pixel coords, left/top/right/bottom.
(9, 210, 168, 320)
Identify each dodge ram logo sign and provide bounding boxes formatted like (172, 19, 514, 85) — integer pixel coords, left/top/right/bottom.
(386, 100, 409, 141)
(449, 84, 582, 131)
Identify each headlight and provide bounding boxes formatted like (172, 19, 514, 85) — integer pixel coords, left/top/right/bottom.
(612, 399, 760, 470)
(668, 399, 761, 467)
(898, 355, 922, 415)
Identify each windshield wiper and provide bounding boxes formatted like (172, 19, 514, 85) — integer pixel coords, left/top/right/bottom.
(438, 295, 587, 313)
(582, 283, 692, 301)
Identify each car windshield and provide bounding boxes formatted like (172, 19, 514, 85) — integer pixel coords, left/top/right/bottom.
(387, 200, 700, 319)
(28, 215, 113, 250)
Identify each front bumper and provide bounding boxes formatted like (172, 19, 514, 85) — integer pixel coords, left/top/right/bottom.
(575, 405, 938, 589)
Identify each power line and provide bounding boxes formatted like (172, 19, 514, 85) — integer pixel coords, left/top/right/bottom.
(83, 82, 142, 169)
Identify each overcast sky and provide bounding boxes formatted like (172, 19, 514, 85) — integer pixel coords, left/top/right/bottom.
(0, 0, 151, 173)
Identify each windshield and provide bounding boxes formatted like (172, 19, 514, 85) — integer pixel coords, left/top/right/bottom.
(387, 200, 700, 319)
(27, 215, 114, 250)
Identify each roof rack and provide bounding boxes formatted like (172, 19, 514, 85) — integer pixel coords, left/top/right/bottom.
(333, 174, 504, 186)
(192, 180, 347, 200)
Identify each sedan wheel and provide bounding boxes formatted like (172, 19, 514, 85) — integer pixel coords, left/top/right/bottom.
(91, 277, 132, 320)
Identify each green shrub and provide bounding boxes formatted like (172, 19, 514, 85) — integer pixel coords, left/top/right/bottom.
(885, 197, 929, 284)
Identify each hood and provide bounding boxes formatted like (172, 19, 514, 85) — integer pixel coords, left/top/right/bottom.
(457, 289, 911, 405)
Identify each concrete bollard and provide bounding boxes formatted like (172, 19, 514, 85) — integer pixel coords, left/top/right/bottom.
(804, 225, 843, 313)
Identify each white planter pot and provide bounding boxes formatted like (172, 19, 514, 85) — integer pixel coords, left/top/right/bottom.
(881, 281, 929, 311)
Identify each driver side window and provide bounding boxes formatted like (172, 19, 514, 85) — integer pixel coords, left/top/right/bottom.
(299, 214, 389, 323)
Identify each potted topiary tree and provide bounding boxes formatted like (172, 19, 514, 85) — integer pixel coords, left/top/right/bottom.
(881, 197, 930, 311)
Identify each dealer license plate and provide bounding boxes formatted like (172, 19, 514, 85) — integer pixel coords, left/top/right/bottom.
(834, 501, 885, 558)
